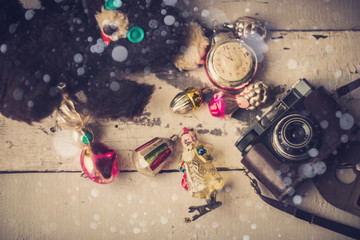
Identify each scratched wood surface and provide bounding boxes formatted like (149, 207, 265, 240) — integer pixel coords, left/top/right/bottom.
(0, 172, 359, 240)
(21, 0, 360, 30)
(0, 30, 359, 172)
(1, 1, 360, 239)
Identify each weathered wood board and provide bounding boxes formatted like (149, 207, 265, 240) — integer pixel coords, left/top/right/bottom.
(21, 0, 360, 30)
(1, 31, 359, 172)
(183, 0, 360, 30)
(1, 1, 360, 239)
(0, 172, 359, 240)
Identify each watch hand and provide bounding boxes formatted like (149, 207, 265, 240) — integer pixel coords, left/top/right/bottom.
(223, 52, 233, 61)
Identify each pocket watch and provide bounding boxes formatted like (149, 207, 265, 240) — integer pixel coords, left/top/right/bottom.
(205, 32, 258, 92)
(205, 17, 266, 92)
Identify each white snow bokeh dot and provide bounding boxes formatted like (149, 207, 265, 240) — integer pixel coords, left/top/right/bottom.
(339, 113, 354, 130)
(28, 100, 34, 108)
(25, 10, 35, 21)
(110, 226, 116, 233)
(335, 111, 342, 118)
(314, 161, 327, 175)
(320, 120, 329, 129)
(325, 44, 333, 54)
(9, 24, 17, 34)
(43, 74, 51, 83)
(164, 15, 175, 26)
(160, 216, 168, 224)
(53, 130, 82, 158)
(299, 163, 316, 178)
(133, 227, 141, 234)
(77, 67, 85, 76)
(163, 0, 177, 6)
(212, 222, 220, 228)
(293, 195, 302, 205)
(171, 193, 178, 201)
(74, 53, 83, 63)
(110, 81, 121, 91)
(308, 148, 319, 158)
(90, 39, 106, 54)
(334, 69, 342, 79)
(127, 193, 134, 201)
(341, 134, 349, 143)
(0, 44, 7, 54)
(111, 0, 122, 8)
(282, 177, 292, 186)
(91, 189, 100, 198)
(287, 59, 297, 69)
(112, 46, 128, 62)
(201, 9, 210, 17)
(149, 20, 159, 29)
(13, 88, 24, 101)
(93, 214, 100, 221)
(299, 161, 327, 178)
(90, 222, 97, 229)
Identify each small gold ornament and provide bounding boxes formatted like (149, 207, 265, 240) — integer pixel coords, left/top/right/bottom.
(170, 87, 205, 114)
(224, 16, 266, 40)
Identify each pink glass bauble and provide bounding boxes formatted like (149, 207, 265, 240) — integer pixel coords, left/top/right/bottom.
(80, 142, 120, 184)
(208, 92, 239, 118)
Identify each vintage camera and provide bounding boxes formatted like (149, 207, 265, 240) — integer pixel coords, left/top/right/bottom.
(235, 79, 358, 200)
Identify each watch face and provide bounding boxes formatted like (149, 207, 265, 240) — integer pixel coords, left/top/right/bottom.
(206, 39, 258, 91)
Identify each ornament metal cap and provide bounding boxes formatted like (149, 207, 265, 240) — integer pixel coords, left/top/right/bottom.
(105, 0, 122, 10)
(224, 16, 266, 40)
(127, 26, 145, 43)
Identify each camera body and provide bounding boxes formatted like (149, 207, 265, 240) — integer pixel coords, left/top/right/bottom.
(313, 140, 360, 216)
(235, 79, 358, 200)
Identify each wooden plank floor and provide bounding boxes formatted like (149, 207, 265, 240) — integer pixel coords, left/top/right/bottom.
(1, 0, 360, 239)
(1, 30, 359, 172)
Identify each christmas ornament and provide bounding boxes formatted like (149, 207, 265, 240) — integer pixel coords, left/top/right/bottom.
(205, 32, 258, 91)
(209, 81, 273, 118)
(224, 16, 267, 40)
(239, 81, 272, 110)
(208, 91, 239, 118)
(57, 83, 120, 184)
(170, 87, 206, 114)
(179, 128, 224, 222)
(105, 0, 122, 10)
(132, 135, 179, 176)
(127, 26, 145, 43)
(205, 17, 266, 91)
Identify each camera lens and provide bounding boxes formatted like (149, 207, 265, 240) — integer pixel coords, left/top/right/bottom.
(285, 122, 308, 144)
(272, 114, 320, 161)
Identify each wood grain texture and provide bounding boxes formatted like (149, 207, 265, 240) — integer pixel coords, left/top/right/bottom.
(1, 1, 360, 240)
(20, 0, 360, 30)
(1, 31, 360, 172)
(0, 172, 358, 239)
(182, 0, 360, 30)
